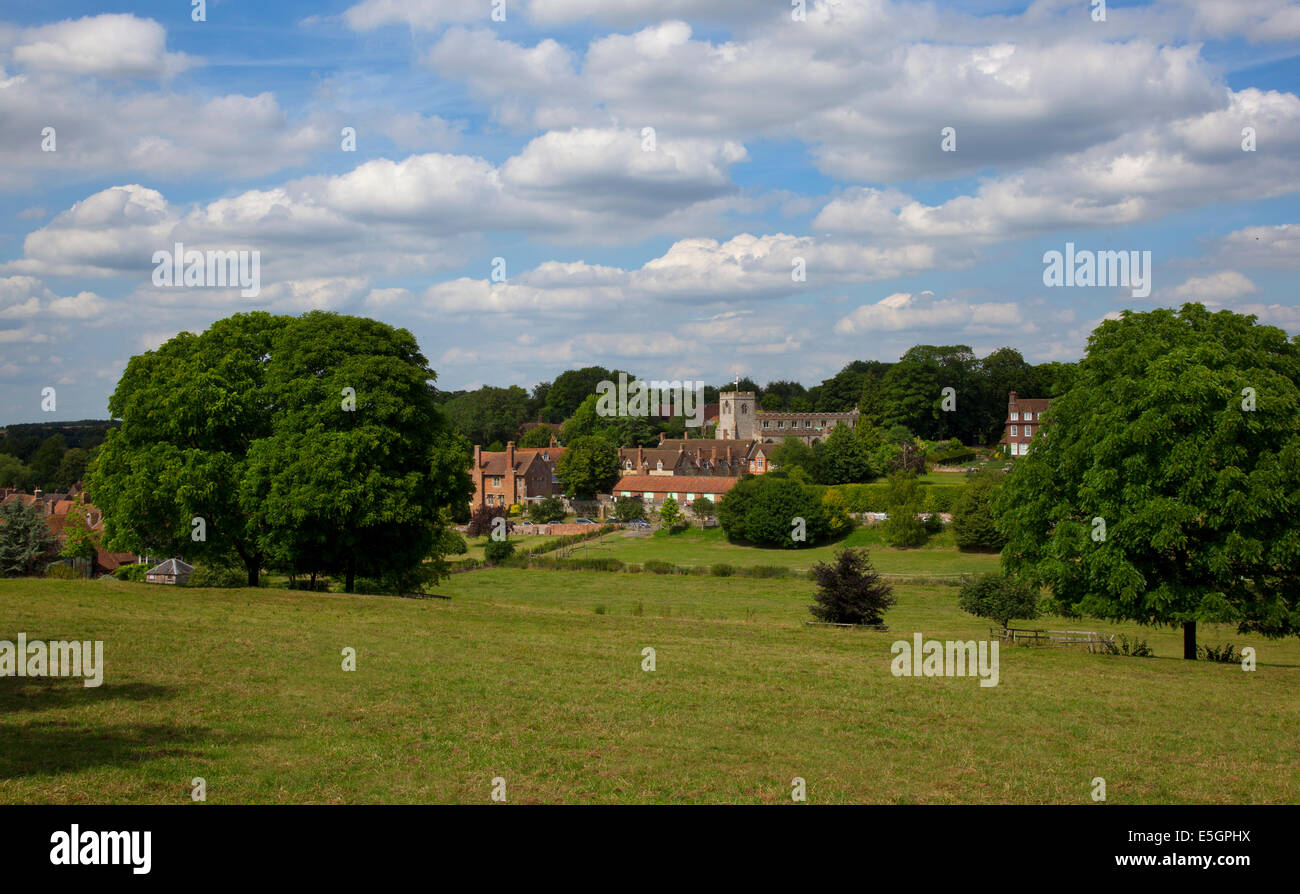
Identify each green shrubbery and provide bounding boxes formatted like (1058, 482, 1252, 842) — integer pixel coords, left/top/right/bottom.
(187, 564, 248, 588)
(113, 563, 148, 582)
(484, 538, 516, 565)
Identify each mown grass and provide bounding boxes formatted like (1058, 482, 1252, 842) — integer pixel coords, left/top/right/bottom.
(1, 564, 1296, 805)
(580, 525, 1002, 576)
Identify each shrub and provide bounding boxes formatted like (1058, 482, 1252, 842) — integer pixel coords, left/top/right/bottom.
(958, 573, 1040, 628)
(484, 538, 515, 565)
(710, 563, 735, 577)
(926, 487, 959, 513)
(1115, 634, 1154, 658)
(113, 563, 148, 582)
(466, 504, 511, 538)
(613, 496, 646, 523)
(808, 547, 896, 625)
(527, 495, 566, 524)
(187, 564, 247, 588)
(0, 499, 60, 577)
(658, 496, 688, 533)
(1200, 643, 1241, 663)
(44, 563, 86, 580)
(644, 560, 675, 574)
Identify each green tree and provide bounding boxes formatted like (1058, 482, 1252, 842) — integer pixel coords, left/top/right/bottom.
(59, 506, 100, 568)
(613, 496, 646, 522)
(658, 495, 687, 532)
(28, 434, 66, 487)
(555, 435, 619, 498)
(880, 346, 978, 442)
(442, 385, 532, 447)
(881, 471, 927, 547)
(770, 437, 819, 480)
(958, 573, 1040, 629)
(527, 495, 566, 523)
(0, 453, 31, 489)
(517, 426, 557, 448)
(995, 304, 1300, 659)
(545, 366, 626, 421)
(951, 474, 1007, 552)
(54, 447, 91, 491)
(717, 475, 829, 548)
(89, 313, 285, 585)
(809, 548, 896, 625)
(816, 424, 875, 484)
(242, 312, 471, 593)
(0, 499, 60, 577)
(690, 496, 716, 527)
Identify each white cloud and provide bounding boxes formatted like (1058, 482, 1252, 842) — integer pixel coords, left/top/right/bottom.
(11, 14, 192, 78)
(834, 291, 1024, 335)
(1167, 270, 1260, 302)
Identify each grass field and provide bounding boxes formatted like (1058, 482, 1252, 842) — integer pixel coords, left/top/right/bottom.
(2, 556, 1297, 804)
(569, 526, 1003, 576)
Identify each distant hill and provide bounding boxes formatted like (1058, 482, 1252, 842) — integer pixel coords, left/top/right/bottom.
(0, 419, 119, 458)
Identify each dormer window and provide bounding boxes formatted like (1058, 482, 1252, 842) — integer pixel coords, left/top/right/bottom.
(656, 460, 663, 471)
(1010, 412, 1019, 421)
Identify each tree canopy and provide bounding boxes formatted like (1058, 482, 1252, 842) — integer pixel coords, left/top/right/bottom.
(994, 304, 1300, 658)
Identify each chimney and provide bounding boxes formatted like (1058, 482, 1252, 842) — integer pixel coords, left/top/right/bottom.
(549, 436, 557, 448)
(1009, 390, 1018, 405)
(659, 431, 665, 445)
(637, 446, 644, 470)
(473, 444, 481, 468)
(506, 441, 515, 470)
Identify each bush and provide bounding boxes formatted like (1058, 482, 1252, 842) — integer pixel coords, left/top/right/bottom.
(484, 538, 516, 565)
(44, 563, 86, 580)
(958, 573, 1039, 627)
(951, 475, 1007, 552)
(658, 496, 688, 533)
(717, 475, 830, 548)
(466, 504, 511, 538)
(613, 496, 646, 523)
(710, 563, 735, 577)
(644, 560, 676, 574)
(527, 495, 566, 524)
(1115, 634, 1154, 658)
(926, 488, 959, 513)
(1199, 643, 1241, 663)
(808, 547, 896, 625)
(187, 564, 248, 588)
(113, 563, 148, 582)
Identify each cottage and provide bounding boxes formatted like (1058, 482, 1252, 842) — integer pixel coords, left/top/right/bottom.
(145, 558, 194, 585)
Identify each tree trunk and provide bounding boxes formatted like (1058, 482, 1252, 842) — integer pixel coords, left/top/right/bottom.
(247, 564, 259, 587)
(345, 558, 355, 593)
(1183, 621, 1197, 660)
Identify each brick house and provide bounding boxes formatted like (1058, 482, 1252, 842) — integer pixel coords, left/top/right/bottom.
(1003, 391, 1052, 457)
(470, 440, 567, 510)
(612, 474, 737, 508)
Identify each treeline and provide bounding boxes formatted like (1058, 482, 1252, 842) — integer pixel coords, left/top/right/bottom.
(0, 420, 116, 491)
(435, 348, 1077, 449)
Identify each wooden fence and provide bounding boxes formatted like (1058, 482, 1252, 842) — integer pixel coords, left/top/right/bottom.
(990, 626, 1116, 653)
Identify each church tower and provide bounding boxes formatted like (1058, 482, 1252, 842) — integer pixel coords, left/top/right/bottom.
(719, 390, 756, 440)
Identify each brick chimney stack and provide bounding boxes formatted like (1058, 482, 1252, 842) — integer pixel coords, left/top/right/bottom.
(637, 446, 644, 470)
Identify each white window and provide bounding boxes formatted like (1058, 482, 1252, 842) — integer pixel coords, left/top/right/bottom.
(492, 476, 502, 488)
(1025, 425, 1033, 437)
(1010, 412, 1019, 421)
(621, 491, 632, 497)
(686, 493, 694, 501)
(644, 492, 653, 499)
(1010, 425, 1018, 437)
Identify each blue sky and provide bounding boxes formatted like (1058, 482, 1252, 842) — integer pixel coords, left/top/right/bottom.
(1, 0, 1298, 422)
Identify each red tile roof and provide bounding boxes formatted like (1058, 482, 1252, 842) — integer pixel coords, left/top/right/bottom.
(614, 475, 738, 495)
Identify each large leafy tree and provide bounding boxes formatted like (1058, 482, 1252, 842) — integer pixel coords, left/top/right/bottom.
(995, 304, 1300, 659)
(880, 346, 979, 442)
(89, 313, 284, 584)
(442, 385, 532, 447)
(242, 312, 471, 593)
(951, 473, 1007, 552)
(717, 475, 829, 548)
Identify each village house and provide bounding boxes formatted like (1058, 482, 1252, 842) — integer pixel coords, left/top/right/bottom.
(617, 434, 769, 477)
(1002, 391, 1052, 457)
(2, 485, 141, 576)
(612, 474, 737, 508)
(469, 440, 568, 510)
(145, 558, 194, 585)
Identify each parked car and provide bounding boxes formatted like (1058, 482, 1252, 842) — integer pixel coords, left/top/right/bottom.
(574, 517, 597, 525)
(626, 519, 651, 529)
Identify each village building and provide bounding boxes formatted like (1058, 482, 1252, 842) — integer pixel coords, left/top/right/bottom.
(612, 474, 737, 508)
(1, 486, 139, 576)
(718, 390, 859, 445)
(469, 440, 567, 510)
(145, 558, 194, 585)
(1002, 391, 1052, 457)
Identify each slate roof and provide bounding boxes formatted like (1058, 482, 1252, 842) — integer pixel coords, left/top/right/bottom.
(146, 558, 194, 576)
